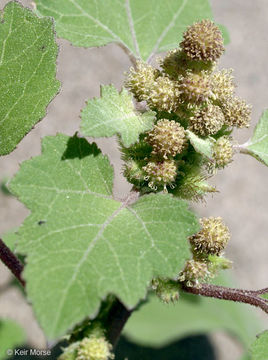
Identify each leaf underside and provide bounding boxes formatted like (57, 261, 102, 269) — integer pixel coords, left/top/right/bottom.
(246, 109, 268, 166)
(0, 1, 60, 155)
(10, 134, 198, 338)
(80, 85, 155, 146)
(35, 0, 229, 61)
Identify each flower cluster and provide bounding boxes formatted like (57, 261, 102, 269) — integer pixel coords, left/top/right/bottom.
(123, 20, 251, 196)
(179, 217, 231, 287)
(59, 334, 114, 360)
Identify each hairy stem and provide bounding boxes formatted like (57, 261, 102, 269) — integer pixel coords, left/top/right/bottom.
(182, 283, 268, 314)
(0, 238, 25, 287)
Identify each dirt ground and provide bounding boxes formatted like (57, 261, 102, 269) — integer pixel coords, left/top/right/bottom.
(0, 0, 267, 358)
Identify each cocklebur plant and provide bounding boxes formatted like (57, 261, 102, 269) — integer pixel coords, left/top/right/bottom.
(0, 1, 268, 359)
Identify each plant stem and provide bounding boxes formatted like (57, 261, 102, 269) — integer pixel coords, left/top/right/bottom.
(106, 299, 132, 347)
(182, 283, 268, 314)
(0, 238, 25, 287)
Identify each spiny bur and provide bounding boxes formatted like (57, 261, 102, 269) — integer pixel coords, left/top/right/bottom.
(189, 103, 225, 136)
(76, 335, 114, 360)
(190, 217, 230, 256)
(145, 119, 187, 159)
(123, 159, 145, 183)
(180, 20, 225, 62)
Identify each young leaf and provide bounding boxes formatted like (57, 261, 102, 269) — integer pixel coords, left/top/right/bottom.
(80, 85, 155, 147)
(9, 134, 198, 338)
(0, 2, 60, 156)
(0, 319, 25, 360)
(124, 277, 264, 348)
(35, 0, 229, 62)
(250, 331, 268, 360)
(244, 110, 268, 166)
(186, 130, 214, 159)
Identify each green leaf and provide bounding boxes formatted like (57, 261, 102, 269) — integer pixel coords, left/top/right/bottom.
(81, 85, 155, 147)
(1, 228, 19, 253)
(0, 2, 60, 156)
(0, 319, 25, 360)
(124, 275, 265, 348)
(186, 130, 213, 159)
(35, 0, 229, 62)
(245, 110, 268, 166)
(250, 331, 268, 360)
(10, 133, 198, 338)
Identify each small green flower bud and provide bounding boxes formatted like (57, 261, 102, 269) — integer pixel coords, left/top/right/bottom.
(123, 159, 145, 183)
(213, 136, 233, 169)
(143, 159, 177, 190)
(145, 119, 187, 159)
(189, 103, 225, 136)
(180, 20, 225, 62)
(77, 335, 114, 360)
(147, 76, 181, 112)
(211, 69, 235, 103)
(221, 96, 252, 128)
(179, 71, 212, 104)
(179, 259, 209, 287)
(190, 217, 230, 256)
(208, 254, 232, 275)
(152, 278, 180, 304)
(125, 61, 159, 101)
(58, 342, 79, 360)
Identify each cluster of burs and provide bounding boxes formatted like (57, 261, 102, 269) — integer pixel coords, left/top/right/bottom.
(123, 20, 251, 200)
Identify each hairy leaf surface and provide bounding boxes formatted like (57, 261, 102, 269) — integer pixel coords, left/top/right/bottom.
(250, 331, 268, 360)
(0, 319, 25, 360)
(10, 134, 198, 338)
(35, 0, 228, 61)
(186, 130, 213, 159)
(246, 110, 268, 166)
(124, 275, 265, 347)
(0, 2, 60, 155)
(81, 85, 155, 146)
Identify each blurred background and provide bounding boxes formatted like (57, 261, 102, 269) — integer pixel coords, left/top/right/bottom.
(0, 0, 267, 359)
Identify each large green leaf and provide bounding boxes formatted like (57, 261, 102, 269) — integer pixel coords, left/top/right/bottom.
(250, 331, 268, 360)
(0, 319, 25, 360)
(9, 133, 198, 338)
(35, 0, 228, 62)
(80, 85, 155, 147)
(0, 1, 60, 156)
(245, 110, 268, 166)
(124, 275, 265, 348)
